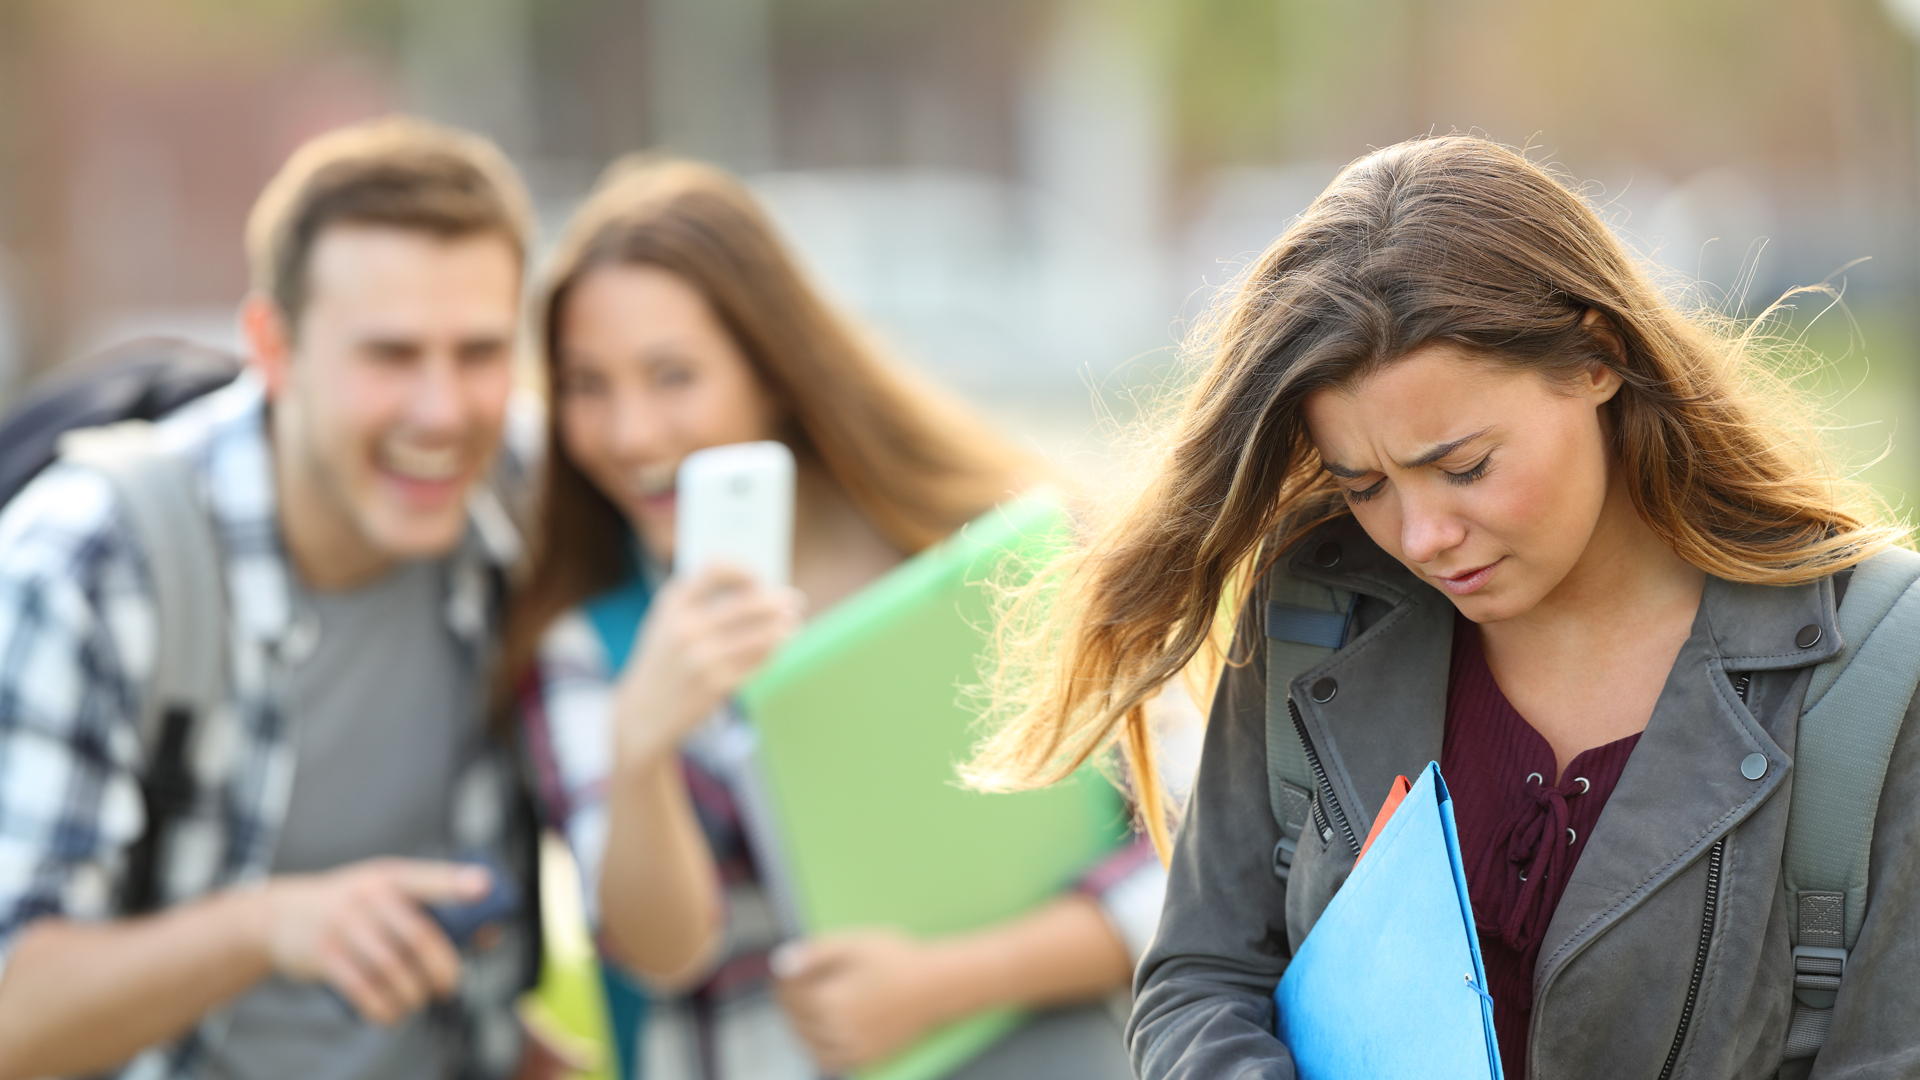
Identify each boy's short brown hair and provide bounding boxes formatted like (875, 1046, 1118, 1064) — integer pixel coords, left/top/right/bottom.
(245, 116, 534, 328)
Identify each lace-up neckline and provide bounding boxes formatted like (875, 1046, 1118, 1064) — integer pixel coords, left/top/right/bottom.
(1442, 613, 1642, 1080)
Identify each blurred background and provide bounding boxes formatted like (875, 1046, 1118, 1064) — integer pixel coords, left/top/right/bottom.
(1, 0, 1918, 495)
(4, 3, 1917, 1072)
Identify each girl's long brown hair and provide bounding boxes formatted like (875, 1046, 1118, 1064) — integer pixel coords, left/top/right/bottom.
(965, 135, 1906, 856)
(502, 157, 1032, 690)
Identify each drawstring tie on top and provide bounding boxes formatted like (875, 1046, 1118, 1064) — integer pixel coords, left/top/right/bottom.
(1473, 771, 1589, 952)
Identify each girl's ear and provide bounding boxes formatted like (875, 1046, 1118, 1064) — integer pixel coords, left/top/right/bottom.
(1579, 308, 1627, 403)
(1588, 362, 1625, 404)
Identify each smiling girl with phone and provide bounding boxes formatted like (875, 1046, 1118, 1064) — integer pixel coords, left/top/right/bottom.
(969, 135, 1920, 1079)
(503, 158, 1158, 1080)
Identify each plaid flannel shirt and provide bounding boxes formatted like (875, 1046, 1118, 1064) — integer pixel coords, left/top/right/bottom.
(0, 373, 536, 1080)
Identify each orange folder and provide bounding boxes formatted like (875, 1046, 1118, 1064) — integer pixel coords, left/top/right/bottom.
(1357, 774, 1413, 863)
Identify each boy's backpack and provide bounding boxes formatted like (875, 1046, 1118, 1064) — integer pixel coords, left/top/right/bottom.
(1260, 545, 1920, 1065)
(0, 337, 241, 506)
(0, 338, 242, 913)
(59, 420, 228, 913)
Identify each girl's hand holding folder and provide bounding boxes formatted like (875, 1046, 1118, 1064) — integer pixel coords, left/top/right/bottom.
(771, 893, 1133, 1074)
(772, 929, 946, 1072)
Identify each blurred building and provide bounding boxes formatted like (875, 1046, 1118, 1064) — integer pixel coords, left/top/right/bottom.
(0, 0, 1915, 419)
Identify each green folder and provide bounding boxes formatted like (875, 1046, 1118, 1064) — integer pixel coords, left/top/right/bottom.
(737, 493, 1131, 1080)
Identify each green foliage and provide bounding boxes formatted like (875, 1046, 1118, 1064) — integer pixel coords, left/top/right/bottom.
(1167, 0, 1285, 166)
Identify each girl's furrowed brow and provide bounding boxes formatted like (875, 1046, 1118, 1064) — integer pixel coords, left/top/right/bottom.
(1399, 427, 1493, 469)
(1322, 426, 1492, 478)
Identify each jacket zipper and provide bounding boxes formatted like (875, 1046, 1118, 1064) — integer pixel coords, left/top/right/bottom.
(1658, 839, 1725, 1079)
(1656, 672, 1746, 1079)
(1289, 697, 1360, 856)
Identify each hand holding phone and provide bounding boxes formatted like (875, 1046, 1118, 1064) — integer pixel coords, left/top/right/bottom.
(423, 852, 520, 947)
(605, 442, 799, 766)
(275, 855, 517, 1024)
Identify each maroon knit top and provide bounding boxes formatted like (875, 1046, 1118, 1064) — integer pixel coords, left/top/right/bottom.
(1441, 614, 1641, 1080)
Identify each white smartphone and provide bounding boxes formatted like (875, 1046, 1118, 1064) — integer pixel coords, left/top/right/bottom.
(673, 441, 795, 588)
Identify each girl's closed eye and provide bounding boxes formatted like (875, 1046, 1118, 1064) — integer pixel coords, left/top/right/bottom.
(1345, 476, 1387, 503)
(651, 362, 695, 390)
(1444, 453, 1493, 486)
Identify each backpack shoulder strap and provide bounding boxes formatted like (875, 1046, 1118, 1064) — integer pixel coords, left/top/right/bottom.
(1780, 545, 1920, 1059)
(1265, 561, 1356, 881)
(58, 420, 226, 912)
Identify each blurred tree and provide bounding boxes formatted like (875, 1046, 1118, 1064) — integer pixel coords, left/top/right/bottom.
(1168, 0, 1284, 169)
(1152, 0, 1915, 181)
(523, 0, 654, 165)
(770, 0, 1038, 173)
(0, 0, 1915, 384)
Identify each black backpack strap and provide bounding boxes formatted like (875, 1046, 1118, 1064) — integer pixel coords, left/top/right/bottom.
(0, 337, 238, 506)
(60, 421, 226, 914)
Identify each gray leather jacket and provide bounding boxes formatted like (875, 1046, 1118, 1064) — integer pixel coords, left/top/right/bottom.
(1130, 517, 1920, 1080)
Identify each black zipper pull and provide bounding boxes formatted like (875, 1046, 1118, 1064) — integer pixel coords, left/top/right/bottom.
(1289, 697, 1360, 856)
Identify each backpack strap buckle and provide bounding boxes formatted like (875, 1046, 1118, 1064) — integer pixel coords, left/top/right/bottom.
(1785, 940, 1848, 1059)
(1790, 888, 1847, 1008)
(1785, 897, 1848, 1058)
(1791, 944, 1847, 1000)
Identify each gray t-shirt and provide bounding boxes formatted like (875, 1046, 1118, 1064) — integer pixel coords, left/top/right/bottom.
(205, 560, 474, 1080)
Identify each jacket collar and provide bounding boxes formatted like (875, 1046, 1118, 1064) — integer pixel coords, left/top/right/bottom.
(1285, 514, 1423, 607)
(1285, 518, 1841, 986)
(1535, 572, 1836, 987)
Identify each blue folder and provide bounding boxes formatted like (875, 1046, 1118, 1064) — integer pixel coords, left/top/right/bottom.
(1274, 762, 1502, 1080)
